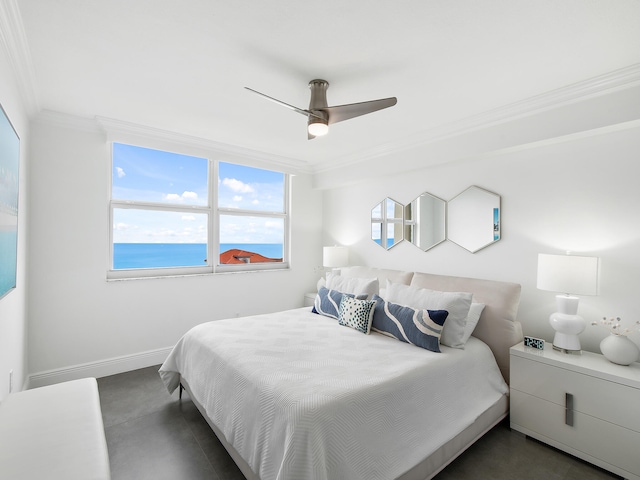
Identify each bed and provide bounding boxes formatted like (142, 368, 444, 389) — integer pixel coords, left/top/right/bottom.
(159, 267, 522, 480)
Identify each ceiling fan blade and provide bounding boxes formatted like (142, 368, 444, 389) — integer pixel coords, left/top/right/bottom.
(244, 87, 324, 120)
(323, 97, 397, 125)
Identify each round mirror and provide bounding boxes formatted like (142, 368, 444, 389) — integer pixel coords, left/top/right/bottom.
(371, 197, 404, 249)
(447, 186, 500, 253)
(404, 192, 446, 251)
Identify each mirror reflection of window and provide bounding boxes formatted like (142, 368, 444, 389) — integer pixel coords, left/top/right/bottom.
(371, 203, 382, 220)
(371, 222, 382, 247)
(371, 197, 404, 249)
(405, 192, 446, 251)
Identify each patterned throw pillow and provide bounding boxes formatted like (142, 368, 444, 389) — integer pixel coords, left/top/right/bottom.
(313, 287, 356, 319)
(338, 295, 377, 334)
(385, 281, 472, 349)
(371, 294, 448, 352)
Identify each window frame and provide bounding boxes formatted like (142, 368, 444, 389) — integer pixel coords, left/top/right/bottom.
(214, 160, 290, 273)
(107, 142, 290, 279)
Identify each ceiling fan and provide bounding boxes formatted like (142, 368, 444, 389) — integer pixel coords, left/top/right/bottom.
(245, 79, 397, 139)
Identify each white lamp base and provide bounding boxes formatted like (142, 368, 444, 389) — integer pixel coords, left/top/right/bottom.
(550, 295, 585, 354)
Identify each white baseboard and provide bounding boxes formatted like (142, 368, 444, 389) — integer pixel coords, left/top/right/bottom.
(28, 347, 173, 389)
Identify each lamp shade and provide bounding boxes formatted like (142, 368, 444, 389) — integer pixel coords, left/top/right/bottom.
(323, 246, 348, 268)
(537, 254, 598, 296)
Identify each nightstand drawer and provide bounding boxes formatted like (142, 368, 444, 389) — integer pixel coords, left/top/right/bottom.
(511, 390, 640, 478)
(511, 354, 640, 432)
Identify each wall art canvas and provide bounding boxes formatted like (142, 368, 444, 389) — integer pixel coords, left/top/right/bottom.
(0, 103, 19, 300)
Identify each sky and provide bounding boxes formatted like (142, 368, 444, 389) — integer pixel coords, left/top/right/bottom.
(0, 105, 19, 216)
(111, 143, 285, 244)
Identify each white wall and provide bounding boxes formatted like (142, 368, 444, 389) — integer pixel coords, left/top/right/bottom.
(0, 42, 29, 399)
(14, 60, 640, 386)
(27, 119, 323, 385)
(322, 125, 640, 354)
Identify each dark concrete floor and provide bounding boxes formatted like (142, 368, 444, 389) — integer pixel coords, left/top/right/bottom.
(98, 365, 620, 480)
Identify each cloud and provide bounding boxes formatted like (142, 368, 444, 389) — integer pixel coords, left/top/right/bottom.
(182, 191, 198, 200)
(182, 215, 196, 221)
(114, 222, 133, 230)
(165, 191, 199, 202)
(222, 178, 254, 193)
(116, 167, 126, 178)
(233, 195, 242, 202)
(252, 199, 260, 205)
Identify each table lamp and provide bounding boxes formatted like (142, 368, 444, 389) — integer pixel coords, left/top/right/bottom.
(317, 246, 349, 290)
(537, 253, 598, 353)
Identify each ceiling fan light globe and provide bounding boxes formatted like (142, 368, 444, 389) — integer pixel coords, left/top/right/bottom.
(308, 122, 329, 137)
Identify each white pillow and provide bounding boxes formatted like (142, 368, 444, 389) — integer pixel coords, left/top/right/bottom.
(460, 303, 485, 344)
(326, 272, 379, 299)
(385, 281, 472, 348)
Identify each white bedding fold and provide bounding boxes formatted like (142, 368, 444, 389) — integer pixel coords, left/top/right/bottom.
(160, 307, 508, 480)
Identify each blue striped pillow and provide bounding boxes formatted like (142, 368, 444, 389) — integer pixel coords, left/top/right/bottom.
(371, 294, 448, 352)
(312, 287, 355, 319)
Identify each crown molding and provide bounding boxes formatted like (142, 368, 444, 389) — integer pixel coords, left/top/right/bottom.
(33, 110, 102, 133)
(95, 116, 313, 175)
(32, 110, 313, 174)
(314, 63, 640, 175)
(0, 0, 40, 115)
(474, 117, 640, 161)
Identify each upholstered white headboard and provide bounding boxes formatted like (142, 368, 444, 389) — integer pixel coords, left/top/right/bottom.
(336, 266, 414, 290)
(339, 266, 522, 383)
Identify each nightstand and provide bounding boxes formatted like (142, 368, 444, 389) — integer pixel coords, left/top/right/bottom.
(303, 292, 316, 307)
(510, 342, 640, 480)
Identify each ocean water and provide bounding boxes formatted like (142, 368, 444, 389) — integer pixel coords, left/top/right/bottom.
(373, 238, 397, 248)
(113, 243, 283, 269)
(0, 230, 18, 298)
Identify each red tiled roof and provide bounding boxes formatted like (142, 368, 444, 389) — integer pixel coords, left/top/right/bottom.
(219, 249, 282, 264)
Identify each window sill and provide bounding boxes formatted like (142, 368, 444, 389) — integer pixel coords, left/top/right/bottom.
(106, 263, 290, 281)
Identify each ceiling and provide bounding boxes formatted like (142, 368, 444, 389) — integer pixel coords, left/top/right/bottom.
(9, 0, 640, 173)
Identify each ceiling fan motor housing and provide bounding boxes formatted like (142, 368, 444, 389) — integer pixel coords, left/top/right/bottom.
(307, 80, 329, 134)
(308, 79, 329, 110)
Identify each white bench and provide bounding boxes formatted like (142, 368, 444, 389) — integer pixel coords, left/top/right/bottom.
(0, 377, 111, 480)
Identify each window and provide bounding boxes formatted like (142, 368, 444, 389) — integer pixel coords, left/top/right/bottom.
(109, 143, 288, 278)
(217, 162, 286, 267)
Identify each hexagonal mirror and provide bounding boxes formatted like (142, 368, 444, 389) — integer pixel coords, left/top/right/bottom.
(404, 192, 446, 251)
(371, 197, 404, 249)
(447, 186, 500, 253)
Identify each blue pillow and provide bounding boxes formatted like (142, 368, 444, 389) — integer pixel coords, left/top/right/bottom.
(313, 287, 356, 319)
(371, 294, 448, 352)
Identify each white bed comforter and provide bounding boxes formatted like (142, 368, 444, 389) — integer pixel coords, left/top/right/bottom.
(159, 307, 508, 480)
